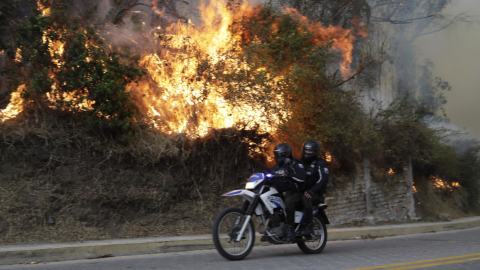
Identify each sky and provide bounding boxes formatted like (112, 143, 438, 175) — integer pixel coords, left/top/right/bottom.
(414, 0, 480, 140)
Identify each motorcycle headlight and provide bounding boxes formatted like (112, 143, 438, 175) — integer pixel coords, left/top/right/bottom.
(245, 182, 256, 190)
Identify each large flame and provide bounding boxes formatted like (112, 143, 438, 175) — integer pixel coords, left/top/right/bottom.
(136, 0, 280, 136)
(135, 1, 357, 136)
(1, 0, 358, 137)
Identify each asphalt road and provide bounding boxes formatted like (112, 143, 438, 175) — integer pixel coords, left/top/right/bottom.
(2, 227, 480, 270)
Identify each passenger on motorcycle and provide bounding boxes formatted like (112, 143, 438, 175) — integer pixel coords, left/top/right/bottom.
(268, 142, 306, 243)
(300, 139, 329, 235)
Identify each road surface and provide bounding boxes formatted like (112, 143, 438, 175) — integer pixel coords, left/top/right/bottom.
(2, 227, 480, 270)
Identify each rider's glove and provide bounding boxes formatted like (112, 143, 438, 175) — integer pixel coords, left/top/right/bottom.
(305, 190, 315, 198)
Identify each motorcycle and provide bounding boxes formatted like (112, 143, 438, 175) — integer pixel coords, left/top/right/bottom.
(212, 171, 329, 260)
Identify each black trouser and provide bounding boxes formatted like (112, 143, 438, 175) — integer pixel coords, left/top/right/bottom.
(285, 192, 321, 225)
(302, 194, 320, 224)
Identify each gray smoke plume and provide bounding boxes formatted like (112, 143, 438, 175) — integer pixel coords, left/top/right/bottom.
(361, 0, 479, 143)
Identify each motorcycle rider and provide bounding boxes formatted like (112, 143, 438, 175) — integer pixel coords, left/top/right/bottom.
(300, 139, 329, 235)
(269, 142, 306, 243)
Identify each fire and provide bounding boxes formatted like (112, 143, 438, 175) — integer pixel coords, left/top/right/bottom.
(1, 0, 358, 138)
(430, 176, 461, 191)
(14, 48, 22, 63)
(0, 85, 25, 122)
(388, 168, 394, 175)
(282, 8, 355, 78)
(136, 0, 283, 136)
(325, 152, 332, 162)
(431, 176, 447, 189)
(37, 0, 51, 16)
(135, 2, 357, 136)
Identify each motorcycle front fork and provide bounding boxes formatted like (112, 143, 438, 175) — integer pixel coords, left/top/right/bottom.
(234, 195, 261, 242)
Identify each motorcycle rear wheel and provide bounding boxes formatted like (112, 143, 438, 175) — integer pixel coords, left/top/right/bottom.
(297, 216, 327, 254)
(212, 207, 255, 260)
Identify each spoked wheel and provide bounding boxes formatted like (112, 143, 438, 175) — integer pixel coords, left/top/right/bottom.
(212, 207, 255, 260)
(297, 216, 327, 254)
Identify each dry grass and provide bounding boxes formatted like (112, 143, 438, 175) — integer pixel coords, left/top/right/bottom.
(414, 179, 479, 222)
(0, 114, 266, 245)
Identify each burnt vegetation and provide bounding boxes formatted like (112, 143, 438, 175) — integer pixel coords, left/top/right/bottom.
(0, 0, 479, 243)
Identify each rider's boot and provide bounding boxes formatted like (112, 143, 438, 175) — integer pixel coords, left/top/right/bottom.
(301, 223, 314, 235)
(285, 225, 296, 243)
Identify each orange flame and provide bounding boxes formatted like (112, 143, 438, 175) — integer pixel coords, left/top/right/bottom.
(325, 152, 332, 162)
(0, 85, 25, 122)
(37, 0, 51, 16)
(430, 176, 461, 191)
(14, 48, 22, 63)
(388, 168, 394, 175)
(431, 176, 447, 189)
(282, 7, 355, 78)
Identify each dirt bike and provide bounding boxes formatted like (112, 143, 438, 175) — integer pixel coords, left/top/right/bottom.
(212, 171, 329, 260)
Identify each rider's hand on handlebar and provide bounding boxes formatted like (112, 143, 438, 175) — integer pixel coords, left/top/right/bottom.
(304, 190, 314, 199)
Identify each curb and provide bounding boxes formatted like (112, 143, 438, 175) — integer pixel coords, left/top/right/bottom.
(1, 216, 480, 265)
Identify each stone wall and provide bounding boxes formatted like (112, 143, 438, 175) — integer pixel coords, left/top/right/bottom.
(325, 159, 414, 226)
(369, 178, 409, 222)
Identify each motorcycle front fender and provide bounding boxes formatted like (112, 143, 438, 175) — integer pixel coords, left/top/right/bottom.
(222, 189, 256, 202)
(222, 190, 263, 216)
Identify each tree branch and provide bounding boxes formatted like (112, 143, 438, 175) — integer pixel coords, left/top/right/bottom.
(333, 60, 376, 88)
(371, 14, 434, 24)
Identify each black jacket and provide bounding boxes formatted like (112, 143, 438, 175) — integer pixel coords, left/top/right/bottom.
(301, 158, 329, 195)
(270, 159, 306, 192)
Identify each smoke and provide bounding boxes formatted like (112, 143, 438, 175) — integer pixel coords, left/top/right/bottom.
(360, 0, 480, 142)
(414, 1, 480, 141)
(451, 138, 479, 156)
(363, 1, 453, 105)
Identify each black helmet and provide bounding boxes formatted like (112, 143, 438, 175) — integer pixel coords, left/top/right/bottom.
(302, 139, 320, 162)
(274, 142, 292, 167)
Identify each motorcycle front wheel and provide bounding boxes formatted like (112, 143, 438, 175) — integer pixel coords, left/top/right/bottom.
(296, 216, 327, 254)
(212, 207, 255, 260)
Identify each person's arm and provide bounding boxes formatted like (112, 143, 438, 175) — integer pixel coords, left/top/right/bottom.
(305, 159, 328, 196)
(289, 161, 306, 183)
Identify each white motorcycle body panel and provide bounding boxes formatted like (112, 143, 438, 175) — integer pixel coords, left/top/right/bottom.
(260, 188, 286, 214)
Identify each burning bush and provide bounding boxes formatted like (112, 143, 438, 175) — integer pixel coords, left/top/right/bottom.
(2, 2, 145, 140)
